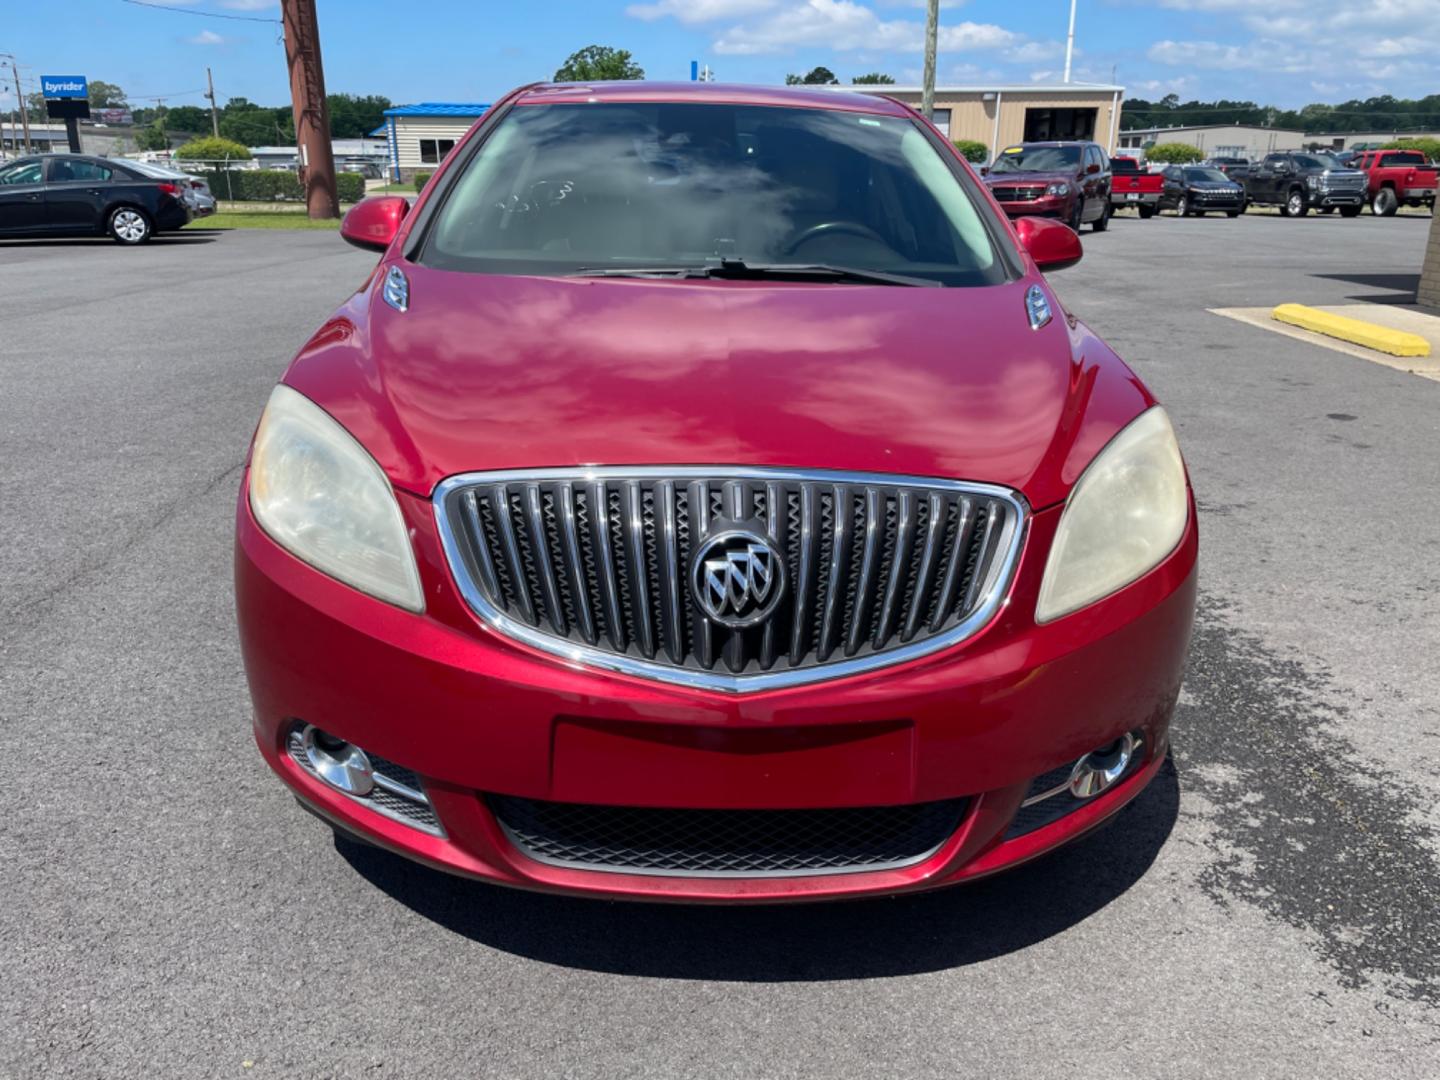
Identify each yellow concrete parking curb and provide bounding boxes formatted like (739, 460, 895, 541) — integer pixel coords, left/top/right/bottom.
(1271, 303, 1432, 358)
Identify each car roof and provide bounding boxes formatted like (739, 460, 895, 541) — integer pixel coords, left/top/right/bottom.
(513, 81, 914, 117)
(1004, 140, 1095, 148)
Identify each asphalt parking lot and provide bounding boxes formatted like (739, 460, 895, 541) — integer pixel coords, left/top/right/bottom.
(3, 212, 1438, 1078)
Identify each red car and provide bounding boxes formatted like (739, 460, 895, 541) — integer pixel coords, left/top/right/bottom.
(236, 82, 1197, 903)
(982, 141, 1114, 232)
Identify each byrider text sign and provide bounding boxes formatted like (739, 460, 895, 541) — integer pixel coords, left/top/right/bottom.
(41, 76, 89, 100)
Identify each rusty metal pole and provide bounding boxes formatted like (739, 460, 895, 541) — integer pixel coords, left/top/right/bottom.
(921, 0, 938, 121)
(280, 0, 338, 219)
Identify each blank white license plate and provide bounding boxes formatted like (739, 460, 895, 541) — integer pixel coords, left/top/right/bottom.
(1126, 193, 1139, 201)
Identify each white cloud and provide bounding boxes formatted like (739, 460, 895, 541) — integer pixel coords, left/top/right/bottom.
(626, 0, 777, 23)
(706, 0, 1016, 56)
(186, 30, 226, 45)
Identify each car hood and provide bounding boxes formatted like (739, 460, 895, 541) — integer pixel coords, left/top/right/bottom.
(283, 266, 1154, 511)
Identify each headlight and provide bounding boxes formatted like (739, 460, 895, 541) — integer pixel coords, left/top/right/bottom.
(1307, 174, 1322, 188)
(1036, 407, 1188, 623)
(1046, 182, 1070, 196)
(248, 384, 424, 612)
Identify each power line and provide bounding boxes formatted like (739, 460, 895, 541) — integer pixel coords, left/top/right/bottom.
(119, 0, 281, 23)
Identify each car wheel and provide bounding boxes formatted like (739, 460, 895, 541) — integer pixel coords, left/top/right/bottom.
(1282, 188, 1308, 217)
(1092, 199, 1110, 232)
(1340, 205, 1362, 218)
(108, 207, 152, 244)
(1138, 205, 1155, 219)
(1372, 188, 1398, 216)
(1176, 194, 1189, 217)
(1227, 209, 1241, 218)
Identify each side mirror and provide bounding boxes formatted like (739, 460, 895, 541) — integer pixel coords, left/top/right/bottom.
(1086, 163, 1101, 175)
(340, 196, 410, 253)
(1015, 216, 1083, 273)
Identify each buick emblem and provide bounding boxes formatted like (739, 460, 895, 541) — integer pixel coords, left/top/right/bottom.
(691, 529, 786, 628)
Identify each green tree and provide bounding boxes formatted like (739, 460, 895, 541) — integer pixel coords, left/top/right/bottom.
(175, 135, 252, 162)
(165, 105, 211, 134)
(135, 120, 169, 152)
(327, 93, 392, 139)
(1146, 142, 1204, 164)
(785, 66, 839, 85)
(554, 45, 644, 82)
(851, 73, 895, 85)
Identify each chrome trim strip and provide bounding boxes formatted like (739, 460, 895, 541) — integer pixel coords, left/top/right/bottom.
(876, 489, 915, 647)
(458, 490, 501, 604)
(904, 493, 946, 642)
(524, 484, 567, 635)
(658, 479, 683, 664)
(623, 480, 654, 658)
(372, 771, 428, 805)
(788, 483, 817, 664)
(432, 466, 1029, 694)
(557, 482, 596, 645)
(490, 485, 535, 625)
(929, 495, 975, 633)
(818, 482, 850, 661)
(589, 480, 625, 652)
(845, 487, 883, 657)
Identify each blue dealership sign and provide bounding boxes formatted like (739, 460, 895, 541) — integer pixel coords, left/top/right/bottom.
(41, 75, 89, 100)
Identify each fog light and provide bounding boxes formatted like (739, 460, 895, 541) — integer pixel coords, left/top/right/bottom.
(300, 724, 374, 796)
(1068, 733, 1137, 799)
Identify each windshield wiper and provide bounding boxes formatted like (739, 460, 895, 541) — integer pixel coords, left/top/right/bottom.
(568, 257, 941, 287)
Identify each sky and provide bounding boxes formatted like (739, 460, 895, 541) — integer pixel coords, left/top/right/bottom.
(0, 0, 1434, 115)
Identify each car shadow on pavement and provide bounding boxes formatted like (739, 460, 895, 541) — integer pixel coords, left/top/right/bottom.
(0, 233, 219, 247)
(338, 757, 1180, 981)
(1310, 271, 1420, 305)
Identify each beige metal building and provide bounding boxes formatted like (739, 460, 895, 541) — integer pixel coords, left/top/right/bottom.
(849, 83, 1125, 158)
(1114, 123, 1304, 160)
(1306, 130, 1440, 151)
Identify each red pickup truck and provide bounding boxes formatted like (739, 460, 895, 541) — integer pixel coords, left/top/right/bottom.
(1352, 149, 1436, 216)
(1109, 156, 1164, 218)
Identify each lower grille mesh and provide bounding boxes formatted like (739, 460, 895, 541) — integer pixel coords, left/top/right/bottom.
(287, 730, 442, 835)
(489, 796, 967, 876)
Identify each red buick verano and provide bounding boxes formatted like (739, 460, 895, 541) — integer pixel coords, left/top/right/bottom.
(236, 82, 1197, 902)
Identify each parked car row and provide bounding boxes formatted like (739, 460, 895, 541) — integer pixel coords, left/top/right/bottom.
(982, 141, 1434, 229)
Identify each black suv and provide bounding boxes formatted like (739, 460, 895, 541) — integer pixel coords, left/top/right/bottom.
(1240, 152, 1365, 217)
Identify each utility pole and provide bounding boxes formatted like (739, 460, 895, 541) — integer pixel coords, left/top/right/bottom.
(280, 0, 338, 219)
(1063, 0, 1077, 83)
(921, 0, 938, 121)
(204, 66, 219, 137)
(5, 56, 30, 153)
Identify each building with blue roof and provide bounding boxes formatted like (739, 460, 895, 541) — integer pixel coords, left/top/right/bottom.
(376, 102, 491, 181)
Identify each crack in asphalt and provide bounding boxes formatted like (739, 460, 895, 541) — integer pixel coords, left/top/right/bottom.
(0, 461, 245, 636)
(1175, 595, 1440, 1008)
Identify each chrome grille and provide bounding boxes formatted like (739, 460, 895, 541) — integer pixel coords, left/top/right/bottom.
(490, 795, 967, 876)
(1324, 172, 1364, 191)
(435, 468, 1025, 691)
(990, 185, 1044, 202)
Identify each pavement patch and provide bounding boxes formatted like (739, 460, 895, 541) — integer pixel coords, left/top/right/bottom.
(1177, 596, 1440, 1007)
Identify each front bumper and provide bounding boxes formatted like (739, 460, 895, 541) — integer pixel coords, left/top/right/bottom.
(1313, 189, 1365, 207)
(237, 479, 1198, 902)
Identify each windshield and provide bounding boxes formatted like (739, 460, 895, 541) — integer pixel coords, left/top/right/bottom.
(422, 102, 1004, 287)
(1185, 168, 1229, 183)
(989, 145, 1081, 174)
